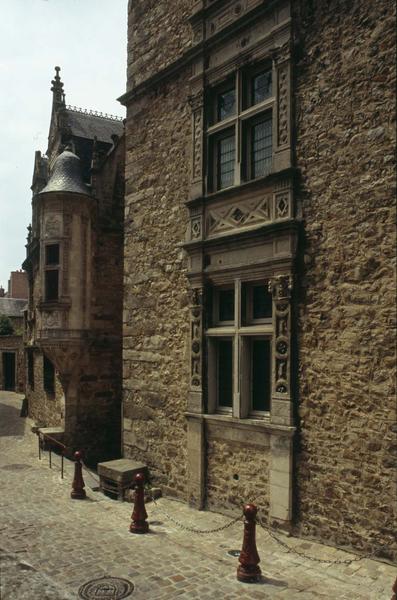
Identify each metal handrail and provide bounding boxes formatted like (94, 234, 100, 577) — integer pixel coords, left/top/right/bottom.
(37, 431, 66, 479)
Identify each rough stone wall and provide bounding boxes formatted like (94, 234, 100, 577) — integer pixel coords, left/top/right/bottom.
(123, 70, 192, 497)
(127, 0, 192, 90)
(27, 349, 63, 427)
(206, 436, 270, 518)
(293, 0, 396, 561)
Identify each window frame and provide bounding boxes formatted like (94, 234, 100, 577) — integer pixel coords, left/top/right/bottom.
(205, 62, 275, 193)
(43, 242, 61, 302)
(206, 278, 273, 418)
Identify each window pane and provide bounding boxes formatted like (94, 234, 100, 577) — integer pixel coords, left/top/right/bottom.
(252, 117, 272, 178)
(217, 89, 236, 121)
(218, 340, 233, 408)
(43, 356, 55, 394)
(252, 339, 270, 411)
(253, 285, 272, 319)
(45, 244, 59, 265)
(218, 135, 235, 189)
(252, 71, 272, 104)
(45, 270, 59, 301)
(218, 289, 234, 322)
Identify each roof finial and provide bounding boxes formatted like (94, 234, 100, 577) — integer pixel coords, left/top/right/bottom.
(51, 65, 65, 109)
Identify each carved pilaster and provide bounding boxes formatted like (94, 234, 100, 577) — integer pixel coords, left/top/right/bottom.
(269, 275, 293, 426)
(188, 286, 205, 413)
(188, 90, 204, 198)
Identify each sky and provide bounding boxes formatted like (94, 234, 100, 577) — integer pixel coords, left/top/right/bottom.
(0, 0, 127, 290)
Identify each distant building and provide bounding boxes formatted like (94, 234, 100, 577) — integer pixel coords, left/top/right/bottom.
(23, 68, 124, 463)
(7, 270, 28, 299)
(0, 294, 27, 392)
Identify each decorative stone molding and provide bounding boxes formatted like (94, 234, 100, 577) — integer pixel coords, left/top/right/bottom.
(207, 195, 272, 237)
(277, 63, 289, 147)
(188, 90, 204, 112)
(269, 274, 293, 402)
(190, 287, 204, 389)
(44, 214, 62, 238)
(191, 216, 202, 240)
(42, 311, 62, 328)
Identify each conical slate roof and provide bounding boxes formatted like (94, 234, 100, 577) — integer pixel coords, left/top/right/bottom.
(39, 150, 90, 196)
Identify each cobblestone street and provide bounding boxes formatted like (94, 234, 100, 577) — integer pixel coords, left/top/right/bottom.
(0, 392, 395, 599)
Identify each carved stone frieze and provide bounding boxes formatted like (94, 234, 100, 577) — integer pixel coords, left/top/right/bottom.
(42, 311, 62, 328)
(44, 214, 62, 238)
(206, 195, 272, 237)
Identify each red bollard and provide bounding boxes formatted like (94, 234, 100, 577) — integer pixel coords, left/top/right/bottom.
(237, 503, 262, 583)
(71, 450, 86, 499)
(391, 576, 397, 600)
(129, 472, 149, 534)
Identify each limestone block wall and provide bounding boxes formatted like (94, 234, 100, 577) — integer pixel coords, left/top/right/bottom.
(206, 433, 270, 518)
(127, 0, 193, 90)
(293, 0, 396, 560)
(123, 70, 192, 496)
(27, 349, 64, 427)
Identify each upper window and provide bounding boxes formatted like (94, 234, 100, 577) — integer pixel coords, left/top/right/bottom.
(217, 88, 236, 121)
(44, 243, 60, 302)
(206, 64, 274, 192)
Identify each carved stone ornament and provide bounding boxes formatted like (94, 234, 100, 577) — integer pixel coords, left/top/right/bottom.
(190, 287, 204, 388)
(275, 191, 289, 219)
(207, 195, 271, 236)
(191, 217, 202, 240)
(268, 275, 293, 299)
(188, 90, 204, 112)
(277, 63, 289, 147)
(42, 311, 61, 329)
(192, 110, 203, 180)
(44, 214, 61, 238)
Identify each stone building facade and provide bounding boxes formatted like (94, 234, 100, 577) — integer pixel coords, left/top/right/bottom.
(0, 297, 27, 392)
(23, 68, 125, 463)
(120, 0, 396, 561)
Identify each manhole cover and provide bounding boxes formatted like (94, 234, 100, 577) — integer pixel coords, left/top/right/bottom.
(227, 549, 241, 557)
(78, 577, 134, 599)
(1, 464, 32, 471)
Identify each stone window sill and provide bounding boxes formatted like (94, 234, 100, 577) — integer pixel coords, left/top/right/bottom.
(185, 411, 295, 436)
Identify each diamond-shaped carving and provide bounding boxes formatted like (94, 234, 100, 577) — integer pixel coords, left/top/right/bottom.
(231, 207, 245, 223)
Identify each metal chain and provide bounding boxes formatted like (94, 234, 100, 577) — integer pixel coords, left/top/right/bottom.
(81, 460, 101, 484)
(256, 520, 372, 565)
(148, 494, 243, 535)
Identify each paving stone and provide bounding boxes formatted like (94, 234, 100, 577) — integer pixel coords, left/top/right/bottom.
(0, 392, 395, 600)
